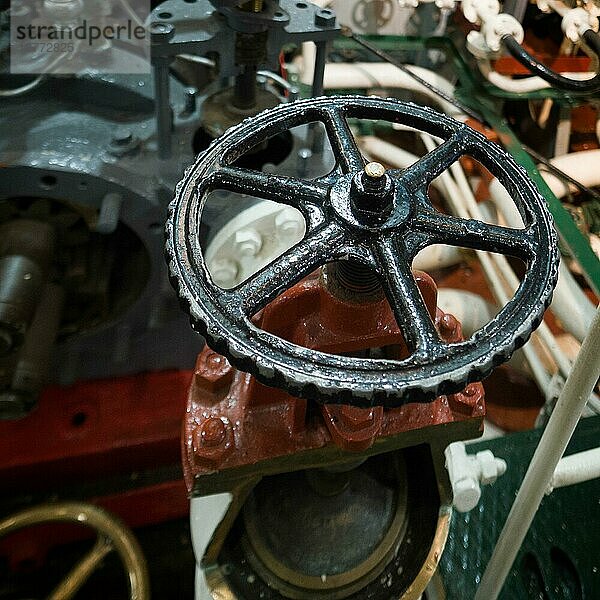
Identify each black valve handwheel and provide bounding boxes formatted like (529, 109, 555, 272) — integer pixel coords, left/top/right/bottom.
(166, 96, 559, 407)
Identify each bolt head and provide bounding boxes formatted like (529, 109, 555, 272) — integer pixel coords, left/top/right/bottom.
(194, 349, 234, 392)
(191, 416, 234, 469)
(234, 229, 262, 257)
(438, 313, 462, 343)
(209, 258, 238, 288)
(448, 382, 483, 416)
(200, 417, 226, 447)
(275, 208, 305, 240)
(453, 477, 481, 513)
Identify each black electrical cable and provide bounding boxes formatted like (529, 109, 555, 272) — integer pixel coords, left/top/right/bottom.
(501, 30, 600, 93)
(343, 27, 600, 201)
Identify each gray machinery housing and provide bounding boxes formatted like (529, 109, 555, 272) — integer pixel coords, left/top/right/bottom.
(0, 0, 338, 416)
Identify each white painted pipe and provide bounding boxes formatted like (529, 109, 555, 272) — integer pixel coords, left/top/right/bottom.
(553, 262, 597, 343)
(475, 304, 600, 600)
(449, 158, 574, 382)
(546, 0, 569, 17)
(540, 149, 600, 198)
(368, 132, 588, 397)
(421, 134, 553, 392)
(489, 157, 598, 343)
(298, 43, 463, 118)
(413, 245, 464, 272)
(547, 446, 600, 493)
(359, 136, 424, 173)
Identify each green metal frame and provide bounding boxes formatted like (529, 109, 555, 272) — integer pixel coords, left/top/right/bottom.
(330, 35, 600, 294)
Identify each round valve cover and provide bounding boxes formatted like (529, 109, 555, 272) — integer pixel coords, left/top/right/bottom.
(166, 95, 559, 407)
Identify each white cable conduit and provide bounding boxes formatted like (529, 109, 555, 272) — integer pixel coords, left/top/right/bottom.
(307, 48, 595, 343)
(489, 153, 598, 343)
(446, 152, 575, 383)
(450, 148, 600, 412)
(538, 148, 600, 196)
(475, 304, 600, 600)
(361, 133, 557, 390)
(420, 133, 554, 393)
(317, 49, 596, 343)
(336, 58, 592, 391)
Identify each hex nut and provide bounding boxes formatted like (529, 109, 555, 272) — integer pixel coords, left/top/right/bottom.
(192, 417, 234, 468)
(234, 229, 262, 257)
(209, 258, 238, 288)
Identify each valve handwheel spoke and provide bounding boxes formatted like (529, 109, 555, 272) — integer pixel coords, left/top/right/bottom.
(167, 96, 559, 406)
(412, 211, 535, 261)
(372, 236, 442, 358)
(321, 106, 366, 173)
(228, 222, 345, 317)
(214, 166, 329, 222)
(400, 129, 470, 191)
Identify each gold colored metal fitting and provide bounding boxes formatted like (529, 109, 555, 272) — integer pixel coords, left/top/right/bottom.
(364, 161, 386, 178)
(241, 0, 263, 12)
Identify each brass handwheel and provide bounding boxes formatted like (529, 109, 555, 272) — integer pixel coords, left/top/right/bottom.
(0, 502, 150, 600)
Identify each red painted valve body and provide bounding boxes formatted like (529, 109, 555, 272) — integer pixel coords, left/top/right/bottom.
(183, 270, 484, 491)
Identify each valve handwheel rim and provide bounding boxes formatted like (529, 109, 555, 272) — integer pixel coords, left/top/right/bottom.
(166, 95, 559, 407)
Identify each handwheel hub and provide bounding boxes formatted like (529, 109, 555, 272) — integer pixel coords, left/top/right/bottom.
(330, 165, 412, 233)
(350, 162, 396, 225)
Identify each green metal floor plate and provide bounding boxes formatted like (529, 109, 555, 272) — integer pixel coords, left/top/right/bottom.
(439, 417, 600, 599)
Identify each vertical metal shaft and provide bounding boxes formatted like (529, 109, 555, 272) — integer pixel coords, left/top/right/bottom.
(233, 65, 258, 110)
(475, 305, 600, 600)
(312, 40, 327, 98)
(154, 60, 172, 160)
(309, 41, 328, 153)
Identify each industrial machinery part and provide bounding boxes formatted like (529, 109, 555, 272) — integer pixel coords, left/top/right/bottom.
(149, 0, 340, 157)
(167, 95, 559, 406)
(0, 502, 150, 600)
(167, 94, 560, 599)
(0, 0, 342, 419)
(183, 268, 483, 598)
